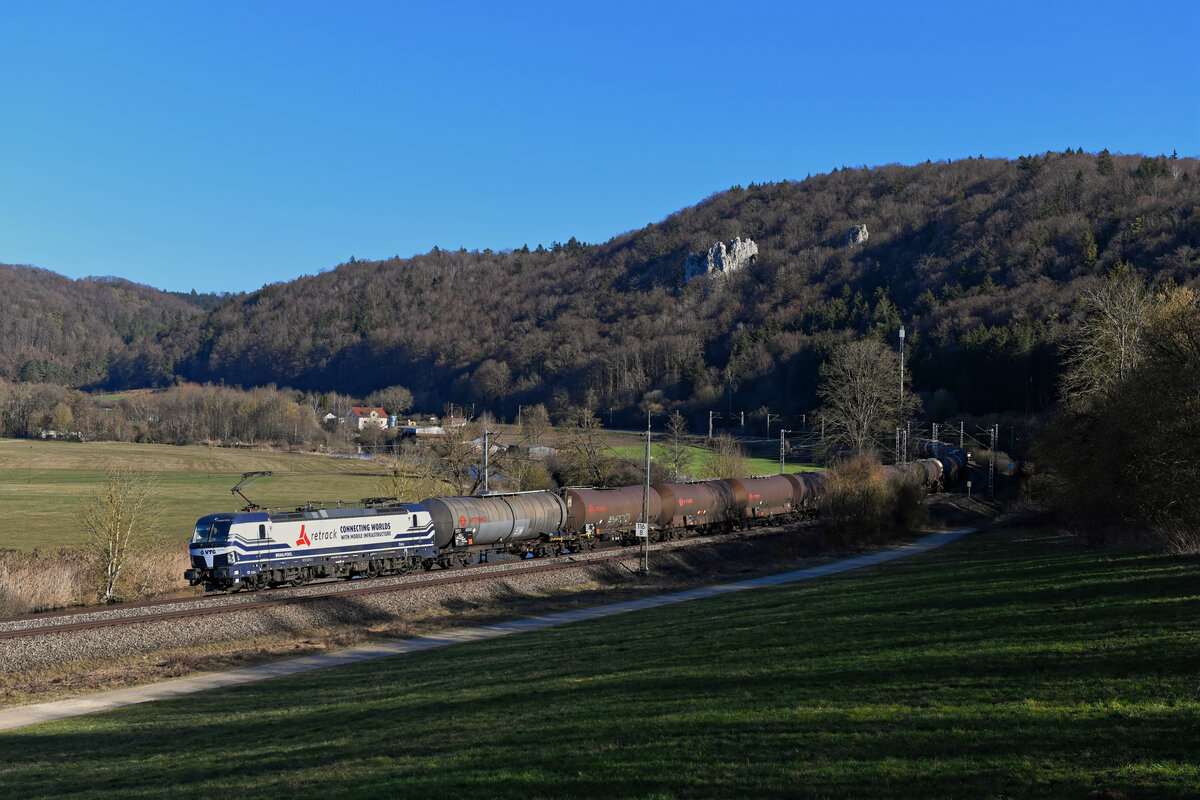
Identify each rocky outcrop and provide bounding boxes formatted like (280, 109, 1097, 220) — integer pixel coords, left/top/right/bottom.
(846, 224, 869, 246)
(685, 237, 758, 282)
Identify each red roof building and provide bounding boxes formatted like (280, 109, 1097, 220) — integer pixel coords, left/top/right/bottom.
(348, 406, 389, 430)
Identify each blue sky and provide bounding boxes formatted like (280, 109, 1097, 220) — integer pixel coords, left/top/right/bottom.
(2, 1, 1197, 294)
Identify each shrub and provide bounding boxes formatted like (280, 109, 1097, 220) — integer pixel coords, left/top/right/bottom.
(891, 473, 931, 533)
(820, 456, 928, 547)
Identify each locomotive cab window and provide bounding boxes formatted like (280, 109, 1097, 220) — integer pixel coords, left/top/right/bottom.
(259, 524, 267, 539)
(191, 520, 232, 544)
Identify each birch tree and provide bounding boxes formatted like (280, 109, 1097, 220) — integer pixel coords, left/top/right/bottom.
(1061, 262, 1152, 408)
(78, 469, 161, 603)
(661, 410, 694, 480)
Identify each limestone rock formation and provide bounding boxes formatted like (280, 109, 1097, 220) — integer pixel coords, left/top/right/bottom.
(685, 237, 758, 282)
(846, 224, 869, 246)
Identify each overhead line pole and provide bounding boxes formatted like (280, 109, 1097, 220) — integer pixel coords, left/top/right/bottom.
(642, 409, 652, 575)
(482, 429, 489, 495)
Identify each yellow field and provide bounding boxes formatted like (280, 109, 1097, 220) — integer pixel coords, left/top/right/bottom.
(0, 439, 394, 551)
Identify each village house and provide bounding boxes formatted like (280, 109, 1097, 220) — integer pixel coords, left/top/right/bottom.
(348, 406, 389, 430)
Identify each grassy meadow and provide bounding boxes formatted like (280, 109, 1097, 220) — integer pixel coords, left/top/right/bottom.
(0, 439, 394, 550)
(609, 442, 820, 478)
(2, 526, 1196, 797)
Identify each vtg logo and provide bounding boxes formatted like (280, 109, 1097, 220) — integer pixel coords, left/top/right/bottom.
(296, 525, 312, 546)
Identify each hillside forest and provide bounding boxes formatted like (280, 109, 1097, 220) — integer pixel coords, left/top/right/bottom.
(2, 150, 1197, 435)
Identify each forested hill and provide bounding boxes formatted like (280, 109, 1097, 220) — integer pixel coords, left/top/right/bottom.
(4, 150, 1198, 424)
(0, 265, 221, 386)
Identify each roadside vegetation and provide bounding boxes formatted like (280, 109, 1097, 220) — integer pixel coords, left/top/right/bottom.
(2, 526, 1195, 798)
(819, 455, 928, 546)
(1033, 267, 1200, 552)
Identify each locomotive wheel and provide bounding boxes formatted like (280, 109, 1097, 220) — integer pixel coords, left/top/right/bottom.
(366, 561, 381, 578)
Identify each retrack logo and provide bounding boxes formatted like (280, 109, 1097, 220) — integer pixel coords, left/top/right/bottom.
(296, 525, 312, 546)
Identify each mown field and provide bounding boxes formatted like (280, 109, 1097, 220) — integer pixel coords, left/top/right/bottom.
(1, 526, 1196, 798)
(0, 439, 393, 550)
(609, 443, 819, 477)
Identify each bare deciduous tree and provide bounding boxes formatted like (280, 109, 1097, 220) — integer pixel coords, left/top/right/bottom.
(817, 338, 907, 456)
(661, 410, 694, 480)
(77, 469, 162, 603)
(427, 412, 484, 496)
(700, 433, 749, 479)
(365, 384, 414, 417)
(558, 407, 612, 485)
(376, 443, 451, 502)
(519, 403, 551, 445)
(1061, 262, 1152, 408)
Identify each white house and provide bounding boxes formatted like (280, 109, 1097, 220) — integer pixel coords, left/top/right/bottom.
(348, 406, 388, 430)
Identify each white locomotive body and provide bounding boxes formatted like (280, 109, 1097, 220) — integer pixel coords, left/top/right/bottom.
(185, 501, 436, 590)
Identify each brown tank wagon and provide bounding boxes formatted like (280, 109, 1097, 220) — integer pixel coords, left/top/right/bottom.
(652, 480, 738, 531)
(563, 486, 661, 538)
(724, 475, 799, 520)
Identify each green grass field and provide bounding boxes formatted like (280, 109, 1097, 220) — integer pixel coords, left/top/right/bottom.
(0, 439, 393, 550)
(610, 443, 819, 477)
(1, 526, 1196, 798)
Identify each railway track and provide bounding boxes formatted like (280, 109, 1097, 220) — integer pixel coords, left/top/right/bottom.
(0, 524, 807, 641)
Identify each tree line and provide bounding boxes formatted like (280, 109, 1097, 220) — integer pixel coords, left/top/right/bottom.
(1034, 265, 1200, 550)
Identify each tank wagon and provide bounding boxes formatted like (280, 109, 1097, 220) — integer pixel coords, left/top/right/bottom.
(913, 439, 967, 486)
(726, 474, 804, 521)
(563, 485, 661, 543)
(423, 491, 569, 561)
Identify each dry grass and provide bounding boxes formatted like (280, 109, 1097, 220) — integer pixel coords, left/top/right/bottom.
(0, 545, 192, 616)
(120, 547, 192, 600)
(1156, 524, 1200, 555)
(0, 548, 97, 615)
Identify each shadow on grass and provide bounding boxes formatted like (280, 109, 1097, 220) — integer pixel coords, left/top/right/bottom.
(2, 528, 1198, 799)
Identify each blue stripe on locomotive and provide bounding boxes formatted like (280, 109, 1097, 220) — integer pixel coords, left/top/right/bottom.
(195, 508, 439, 579)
